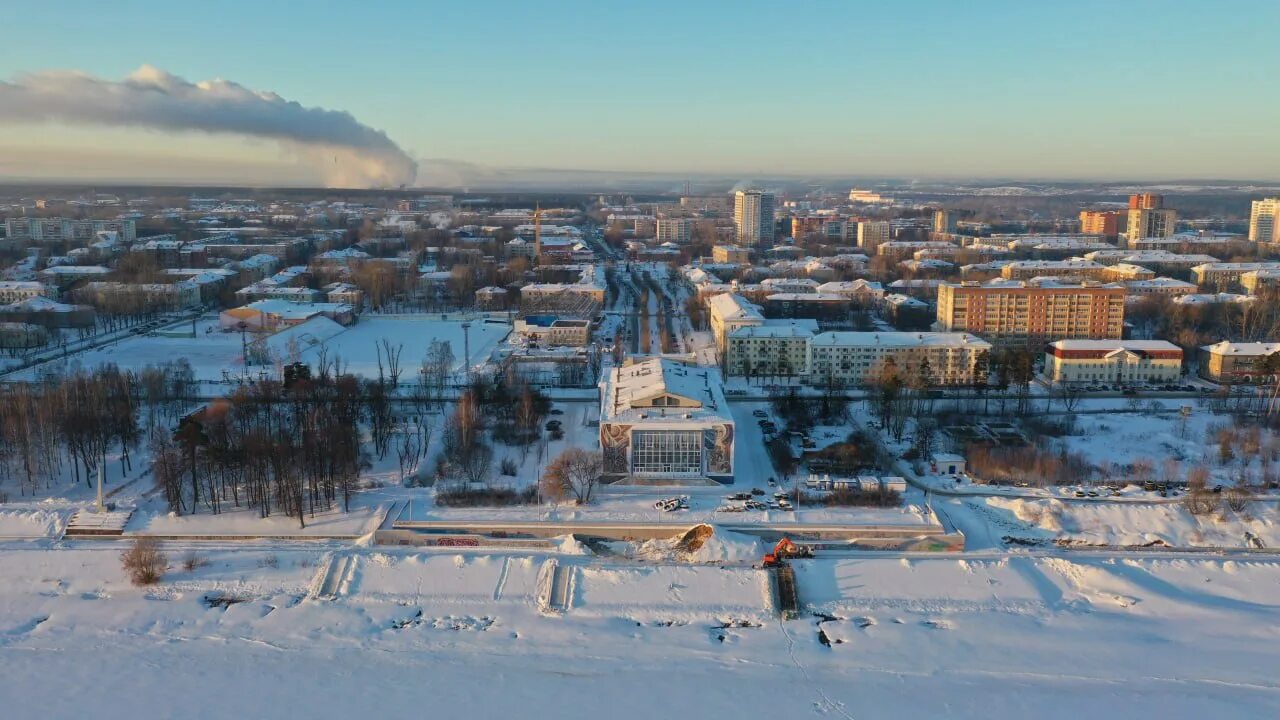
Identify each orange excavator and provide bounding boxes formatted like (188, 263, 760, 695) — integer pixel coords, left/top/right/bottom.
(761, 537, 814, 567)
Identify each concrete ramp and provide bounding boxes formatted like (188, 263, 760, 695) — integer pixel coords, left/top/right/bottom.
(771, 564, 799, 619)
(536, 559, 574, 614)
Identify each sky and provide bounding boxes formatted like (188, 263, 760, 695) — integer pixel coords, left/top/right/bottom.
(0, 0, 1277, 186)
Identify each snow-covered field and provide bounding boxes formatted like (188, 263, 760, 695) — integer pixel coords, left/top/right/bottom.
(13, 314, 511, 382)
(3, 545, 1279, 719)
(295, 314, 510, 377)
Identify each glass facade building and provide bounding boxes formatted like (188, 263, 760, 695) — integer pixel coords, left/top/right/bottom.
(630, 430, 703, 475)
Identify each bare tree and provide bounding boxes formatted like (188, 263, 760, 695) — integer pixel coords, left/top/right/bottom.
(542, 448, 604, 504)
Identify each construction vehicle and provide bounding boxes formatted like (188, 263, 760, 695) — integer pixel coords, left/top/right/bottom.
(761, 537, 814, 567)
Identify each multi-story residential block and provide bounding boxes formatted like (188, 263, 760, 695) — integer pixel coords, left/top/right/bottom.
(724, 323, 814, 377)
(1000, 260, 1110, 280)
(1123, 278, 1198, 298)
(1044, 340, 1183, 385)
(1191, 262, 1280, 290)
(936, 279, 1126, 345)
(1241, 269, 1280, 295)
(876, 241, 955, 258)
(815, 280, 885, 302)
(933, 209, 957, 234)
(1249, 198, 1280, 244)
(5, 217, 137, 244)
(707, 293, 764, 354)
(75, 281, 202, 311)
(1079, 209, 1126, 238)
(855, 220, 890, 253)
(324, 282, 364, 306)
(711, 244, 749, 264)
(1201, 341, 1280, 383)
(1100, 263, 1156, 281)
(0, 281, 54, 304)
(733, 190, 775, 246)
(1125, 195, 1176, 246)
(656, 217, 695, 243)
(807, 331, 990, 387)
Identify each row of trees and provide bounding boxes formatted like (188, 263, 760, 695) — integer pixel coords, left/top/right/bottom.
(0, 362, 197, 497)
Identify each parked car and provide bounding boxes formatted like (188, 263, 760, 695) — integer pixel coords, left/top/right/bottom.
(545, 420, 562, 430)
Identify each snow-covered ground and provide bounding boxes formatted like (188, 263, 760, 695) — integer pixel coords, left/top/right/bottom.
(3, 545, 1279, 719)
(295, 314, 510, 377)
(12, 314, 511, 382)
(982, 496, 1280, 548)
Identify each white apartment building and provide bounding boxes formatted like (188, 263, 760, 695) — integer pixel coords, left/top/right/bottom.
(733, 190, 775, 246)
(656, 218, 694, 243)
(1044, 340, 1183, 385)
(1250, 198, 1280, 244)
(806, 331, 990, 387)
(1126, 208, 1177, 244)
(855, 220, 890, 252)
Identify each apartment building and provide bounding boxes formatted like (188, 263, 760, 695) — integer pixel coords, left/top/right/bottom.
(935, 279, 1126, 345)
(1125, 195, 1176, 246)
(1201, 341, 1280, 383)
(75, 281, 202, 311)
(1249, 198, 1280, 244)
(1078, 210, 1125, 238)
(711, 244, 750, 264)
(1191, 262, 1280, 290)
(724, 324, 813, 377)
(1100, 263, 1156, 281)
(707, 292, 764, 354)
(0, 281, 54, 304)
(807, 331, 990, 387)
(1000, 260, 1110, 281)
(855, 220, 890, 253)
(1044, 340, 1183, 385)
(733, 190, 775, 246)
(1124, 278, 1198, 298)
(1240, 269, 1280, 295)
(656, 217, 694, 243)
(5, 218, 137, 244)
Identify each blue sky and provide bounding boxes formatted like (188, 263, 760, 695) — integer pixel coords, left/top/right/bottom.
(1, 0, 1277, 183)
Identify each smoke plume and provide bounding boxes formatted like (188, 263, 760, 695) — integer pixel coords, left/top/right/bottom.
(0, 65, 416, 187)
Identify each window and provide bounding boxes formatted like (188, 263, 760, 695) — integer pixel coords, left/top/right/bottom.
(631, 430, 703, 475)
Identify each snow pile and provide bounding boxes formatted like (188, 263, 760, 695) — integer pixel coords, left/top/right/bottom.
(988, 497, 1069, 533)
(985, 496, 1280, 548)
(0, 508, 63, 538)
(553, 535, 592, 555)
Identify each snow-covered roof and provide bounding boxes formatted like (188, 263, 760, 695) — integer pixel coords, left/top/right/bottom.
(707, 293, 763, 323)
(810, 331, 989, 350)
(602, 358, 729, 424)
(1202, 340, 1280, 356)
(1173, 293, 1255, 305)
